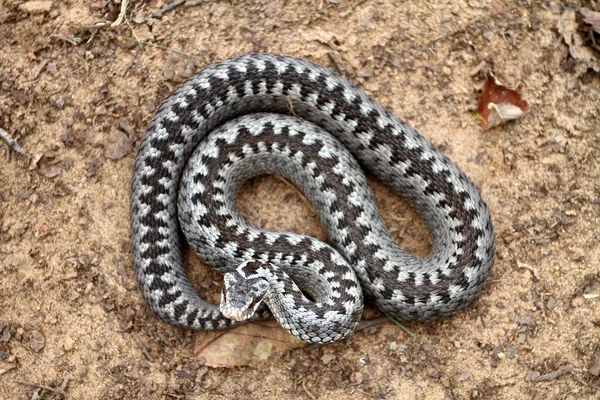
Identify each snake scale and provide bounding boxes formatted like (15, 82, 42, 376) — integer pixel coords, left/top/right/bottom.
(130, 53, 495, 343)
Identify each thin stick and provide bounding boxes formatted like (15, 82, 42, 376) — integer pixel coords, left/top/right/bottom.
(122, 51, 138, 76)
(152, 0, 186, 18)
(111, 0, 129, 27)
(14, 380, 68, 397)
(101, 33, 203, 60)
(387, 316, 416, 338)
(0, 365, 16, 376)
(49, 34, 82, 46)
(302, 380, 317, 400)
(133, 333, 154, 362)
(126, 20, 146, 55)
(272, 175, 314, 212)
(0, 127, 25, 161)
(355, 317, 389, 332)
(327, 52, 344, 76)
(31, 59, 49, 80)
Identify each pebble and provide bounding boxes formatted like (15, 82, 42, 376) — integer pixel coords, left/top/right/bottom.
(63, 337, 75, 352)
(84, 282, 94, 295)
(571, 296, 585, 307)
(28, 330, 46, 353)
(321, 354, 336, 365)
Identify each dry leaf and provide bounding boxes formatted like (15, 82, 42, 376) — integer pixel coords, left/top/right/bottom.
(558, 9, 600, 78)
(193, 320, 305, 368)
(475, 75, 529, 130)
(580, 8, 600, 34)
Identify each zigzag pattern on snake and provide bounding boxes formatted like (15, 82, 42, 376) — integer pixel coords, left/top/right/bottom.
(130, 53, 495, 343)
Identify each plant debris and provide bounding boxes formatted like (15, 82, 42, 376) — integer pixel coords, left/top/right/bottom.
(475, 75, 529, 130)
(193, 320, 305, 368)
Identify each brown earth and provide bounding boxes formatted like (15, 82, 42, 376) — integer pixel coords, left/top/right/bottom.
(1, 0, 599, 399)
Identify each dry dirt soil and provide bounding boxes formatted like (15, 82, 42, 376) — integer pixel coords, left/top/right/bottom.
(1, 0, 600, 399)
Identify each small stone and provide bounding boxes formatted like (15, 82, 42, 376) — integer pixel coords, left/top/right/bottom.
(28, 331, 45, 353)
(389, 341, 397, 351)
(88, 339, 101, 351)
(354, 372, 364, 385)
(506, 346, 517, 359)
(457, 371, 470, 382)
(321, 354, 336, 365)
(195, 366, 209, 383)
(524, 370, 540, 381)
(571, 296, 584, 308)
(84, 282, 94, 295)
(63, 337, 75, 351)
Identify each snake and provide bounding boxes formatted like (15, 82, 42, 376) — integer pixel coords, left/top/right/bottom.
(130, 53, 495, 344)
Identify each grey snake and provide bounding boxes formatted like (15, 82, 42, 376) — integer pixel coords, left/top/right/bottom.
(130, 54, 495, 343)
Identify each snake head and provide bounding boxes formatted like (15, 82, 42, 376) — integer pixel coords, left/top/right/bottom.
(220, 269, 269, 321)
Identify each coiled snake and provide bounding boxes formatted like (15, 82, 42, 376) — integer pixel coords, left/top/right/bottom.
(130, 54, 495, 343)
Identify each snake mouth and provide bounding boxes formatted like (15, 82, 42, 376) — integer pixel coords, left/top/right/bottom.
(220, 299, 256, 321)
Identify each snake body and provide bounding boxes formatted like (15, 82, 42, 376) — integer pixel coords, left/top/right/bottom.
(130, 54, 495, 343)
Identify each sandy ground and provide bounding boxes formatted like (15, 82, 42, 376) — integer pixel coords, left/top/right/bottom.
(1, 0, 599, 399)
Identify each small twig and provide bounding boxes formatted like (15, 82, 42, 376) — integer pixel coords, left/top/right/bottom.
(517, 261, 540, 281)
(122, 51, 139, 76)
(355, 317, 389, 332)
(14, 380, 68, 397)
(387, 316, 416, 338)
(185, 0, 204, 6)
(49, 33, 82, 46)
(0, 364, 16, 376)
(133, 333, 154, 362)
(152, 0, 186, 18)
(529, 0, 540, 31)
(0, 127, 25, 161)
(301, 379, 317, 400)
(287, 95, 297, 116)
(533, 365, 574, 381)
(101, 33, 203, 60)
(327, 51, 344, 77)
(30, 59, 49, 81)
(111, 0, 129, 27)
(59, 374, 73, 394)
(272, 175, 314, 211)
(126, 20, 146, 55)
(352, 387, 380, 398)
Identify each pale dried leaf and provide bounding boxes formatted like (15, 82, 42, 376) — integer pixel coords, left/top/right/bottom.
(193, 320, 305, 368)
(485, 103, 527, 130)
(557, 10, 600, 76)
(19, 1, 53, 14)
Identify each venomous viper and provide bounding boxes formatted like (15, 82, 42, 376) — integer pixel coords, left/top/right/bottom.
(130, 53, 495, 343)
